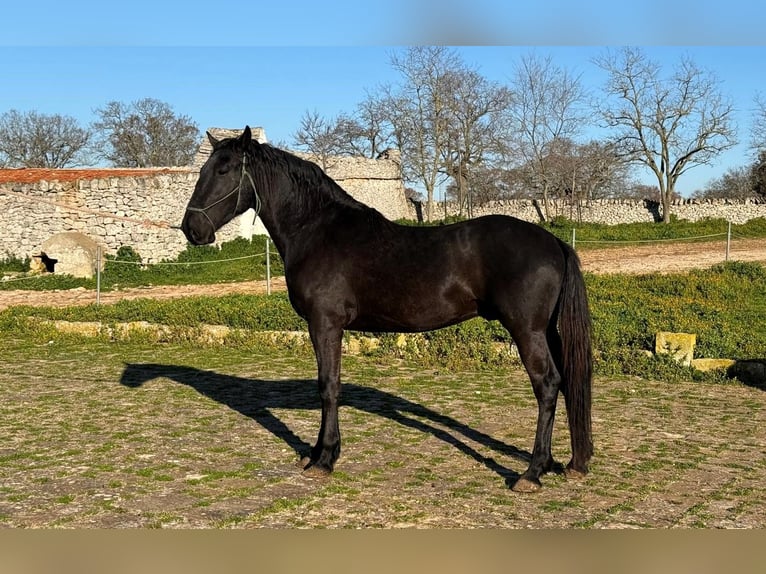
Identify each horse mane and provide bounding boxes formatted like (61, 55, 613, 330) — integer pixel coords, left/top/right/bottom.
(251, 142, 372, 214)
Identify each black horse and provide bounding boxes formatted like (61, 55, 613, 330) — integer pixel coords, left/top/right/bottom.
(181, 126, 593, 492)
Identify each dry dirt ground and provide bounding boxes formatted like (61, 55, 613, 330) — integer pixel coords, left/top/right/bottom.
(1, 238, 766, 310)
(1, 341, 764, 529)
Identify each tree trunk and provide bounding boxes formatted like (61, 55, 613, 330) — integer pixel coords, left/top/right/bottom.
(662, 178, 672, 223)
(542, 182, 551, 221)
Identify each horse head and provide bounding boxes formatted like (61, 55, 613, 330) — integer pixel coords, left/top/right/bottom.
(181, 126, 257, 245)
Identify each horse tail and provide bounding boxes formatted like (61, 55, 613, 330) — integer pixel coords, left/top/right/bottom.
(557, 240, 593, 472)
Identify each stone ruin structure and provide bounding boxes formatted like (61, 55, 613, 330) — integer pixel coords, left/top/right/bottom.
(0, 127, 411, 276)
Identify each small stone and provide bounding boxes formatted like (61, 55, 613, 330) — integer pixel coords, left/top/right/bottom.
(691, 358, 736, 372)
(655, 332, 696, 367)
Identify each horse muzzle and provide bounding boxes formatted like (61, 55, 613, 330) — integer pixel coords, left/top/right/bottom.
(180, 211, 216, 245)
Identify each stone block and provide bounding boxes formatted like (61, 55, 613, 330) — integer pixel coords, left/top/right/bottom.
(655, 332, 696, 366)
(38, 232, 103, 279)
(691, 358, 736, 372)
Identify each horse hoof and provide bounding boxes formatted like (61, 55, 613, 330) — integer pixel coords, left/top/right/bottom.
(297, 456, 312, 469)
(302, 464, 332, 479)
(512, 477, 541, 493)
(564, 466, 587, 480)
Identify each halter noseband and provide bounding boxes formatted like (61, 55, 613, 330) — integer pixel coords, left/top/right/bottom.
(185, 152, 262, 230)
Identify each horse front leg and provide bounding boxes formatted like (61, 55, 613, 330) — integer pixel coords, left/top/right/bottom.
(301, 318, 343, 478)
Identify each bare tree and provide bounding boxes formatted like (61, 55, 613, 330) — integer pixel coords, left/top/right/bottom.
(571, 140, 632, 201)
(594, 47, 737, 222)
(340, 93, 397, 158)
(749, 150, 766, 199)
(293, 94, 397, 161)
(458, 165, 527, 203)
(507, 52, 588, 221)
(0, 109, 91, 168)
(292, 109, 341, 170)
(751, 93, 766, 153)
(91, 98, 199, 167)
(694, 166, 753, 199)
(292, 49, 514, 221)
(749, 94, 766, 197)
(441, 68, 513, 216)
(389, 46, 461, 221)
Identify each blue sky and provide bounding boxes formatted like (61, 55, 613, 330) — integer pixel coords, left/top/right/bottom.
(2, 3, 766, 195)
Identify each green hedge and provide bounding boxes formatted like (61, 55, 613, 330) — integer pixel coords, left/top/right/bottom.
(4, 261, 765, 382)
(541, 216, 766, 247)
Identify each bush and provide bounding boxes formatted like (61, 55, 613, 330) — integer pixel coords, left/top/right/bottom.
(0, 253, 31, 274)
(587, 261, 766, 367)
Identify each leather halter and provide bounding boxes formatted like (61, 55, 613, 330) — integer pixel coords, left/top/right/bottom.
(185, 152, 261, 230)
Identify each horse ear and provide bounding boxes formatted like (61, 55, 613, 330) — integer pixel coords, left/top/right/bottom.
(207, 131, 220, 148)
(240, 126, 252, 147)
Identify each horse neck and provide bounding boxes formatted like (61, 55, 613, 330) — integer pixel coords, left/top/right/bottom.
(250, 149, 351, 259)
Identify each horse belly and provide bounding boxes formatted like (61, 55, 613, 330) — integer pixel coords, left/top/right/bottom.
(348, 277, 480, 333)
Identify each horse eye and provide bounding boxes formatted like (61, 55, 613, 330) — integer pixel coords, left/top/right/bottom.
(217, 166, 231, 175)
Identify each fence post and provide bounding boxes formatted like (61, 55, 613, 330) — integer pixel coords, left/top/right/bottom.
(571, 228, 576, 250)
(266, 238, 271, 295)
(726, 221, 731, 262)
(96, 245, 101, 305)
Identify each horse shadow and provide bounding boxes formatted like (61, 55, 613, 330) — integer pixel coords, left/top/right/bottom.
(119, 363, 535, 487)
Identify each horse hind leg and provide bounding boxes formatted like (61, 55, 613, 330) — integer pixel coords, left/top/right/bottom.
(545, 322, 585, 479)
(509, 328, 563, 493)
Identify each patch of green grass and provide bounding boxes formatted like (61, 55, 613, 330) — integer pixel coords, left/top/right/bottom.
(541, 216, 766, 248)
(0, 452, 35, 464)
(684, 502, 713, 527)
(246, 496, 314, 523)
(320, 483, 361, 497)
(539, 498, 582, 512)
(589, 261, 766, 374)
(607, 501, 636, 514)
(145, 512, 184, 529)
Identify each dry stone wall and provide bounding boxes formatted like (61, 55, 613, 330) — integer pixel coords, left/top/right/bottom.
(1, 170, 199, 263)
(410, 197, 766, 225)
(294, 149, 410, 221)
(0, 127, 409, 263)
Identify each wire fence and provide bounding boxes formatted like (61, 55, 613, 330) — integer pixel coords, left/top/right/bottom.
(570, 222, 734, 255)
(570, 222, 744, 268)
(93, 239, 276, 304)
(2, 222, 765, 305)
(0, 238, 276, 305)
(573, 232, 729, 245)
